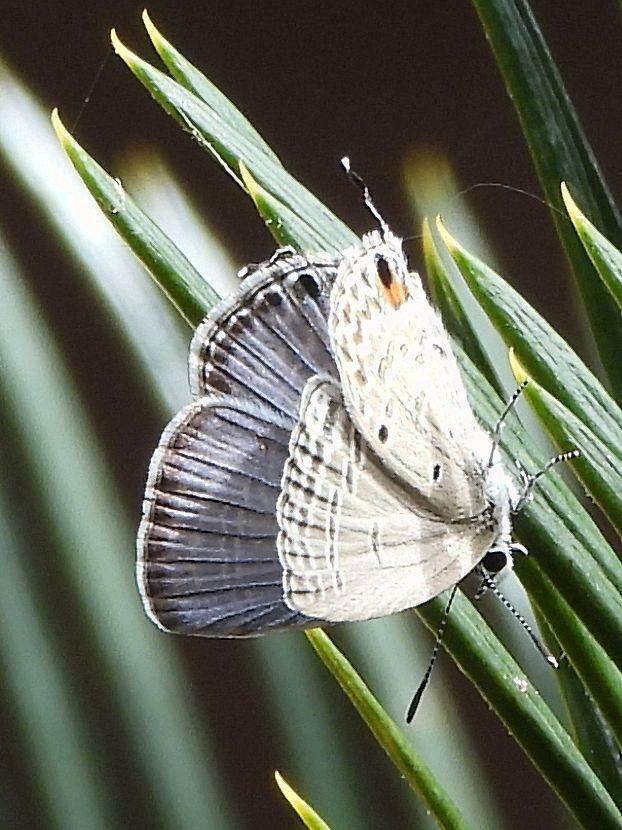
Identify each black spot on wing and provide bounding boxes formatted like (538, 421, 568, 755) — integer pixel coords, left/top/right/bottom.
(192, 256, 339, 420)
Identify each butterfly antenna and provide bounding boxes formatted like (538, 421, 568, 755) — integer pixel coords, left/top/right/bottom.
(406, 585, 458, 724)
(476, 568, 559, 667)
(514, 449, 581, 513)
(341, 156, 390, 240)
(487, 380, 529, 469)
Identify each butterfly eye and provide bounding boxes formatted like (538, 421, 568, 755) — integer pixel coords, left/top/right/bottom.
(481, 549, 508, 574)
(378, 424, 389, 443)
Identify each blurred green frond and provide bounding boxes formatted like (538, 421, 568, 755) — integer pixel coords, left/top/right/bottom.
(4, 4, 622, 829)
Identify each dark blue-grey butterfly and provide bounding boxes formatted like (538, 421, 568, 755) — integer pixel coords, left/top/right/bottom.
(137, 230, 523, 637)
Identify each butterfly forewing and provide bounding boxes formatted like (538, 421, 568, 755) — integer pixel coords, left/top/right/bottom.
(329, 230, 492, 520)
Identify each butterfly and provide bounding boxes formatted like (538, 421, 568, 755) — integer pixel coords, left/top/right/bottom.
(136, 223, 526, 638)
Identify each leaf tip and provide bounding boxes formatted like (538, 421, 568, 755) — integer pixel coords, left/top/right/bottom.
(275, 770, 328, 829)
(239, 162, 270, 214)
(560, 181, 581, 224)
(435, 214, 458, 253)
(274, 771, 304, 815)
(238, 160, 256, 195)
(50, 108, 71, 149)
(274, 770, 288, 795)
(508, 347, 530, 384)
(110, 28, 133, 65)
(142, 9, 158, 42)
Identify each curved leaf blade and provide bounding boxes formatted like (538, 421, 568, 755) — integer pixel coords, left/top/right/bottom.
(0, 238, 236, 830)
(422, 218, 503, 395)
(454, 336, 622, 668)
(414, 590, 622, 830)
(518, 557, 622, 749)
(472, 0, 622, 398)
(305, 630, 472, 830)
(511, 359, 622, 539)
(142, 10, 280, 163)
(239, 161, 332, 251)
(437, 219, 622, 541)
(562, 182, 622, 314)
(52, 108, 216, 327)
(0, 482, 115, 830)
(110, 29, 356, 253)
(274, 771, 333, 830)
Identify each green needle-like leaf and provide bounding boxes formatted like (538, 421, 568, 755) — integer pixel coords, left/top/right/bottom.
(52, 108, 217, 327)
(518, 558, 622, 748)
(0, 481, 115, 830)
(457, 346, 622, 669)
(142, 10, 280, 163)
(457, 344, 622, 692)
(111, 28, 356, 253)
(305, 630, 472, 830)
(515, 367, 622, 540)
(437, 219, 622, 537)
(422, 218, 503, 395)
(0, 240, 236, 830)
(562, 182, 622, 314)
(239, 162, 331, 251)
(414, 590, 622, 830)
(472, 0, 622, 399)
(308, 600, 622, 830)
(459, 345, 622, 795)
(556, 666, 622, 810)
(274, 771, 334, 830)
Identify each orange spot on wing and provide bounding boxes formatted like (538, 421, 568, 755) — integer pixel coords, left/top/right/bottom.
(378, 277, 408, 308)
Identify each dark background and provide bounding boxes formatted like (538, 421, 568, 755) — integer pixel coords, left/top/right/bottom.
(6, 1, 622, 301)
(2, 2, 621, 828)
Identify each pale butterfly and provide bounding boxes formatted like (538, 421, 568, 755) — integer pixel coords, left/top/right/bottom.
(136, 187, 535, 639)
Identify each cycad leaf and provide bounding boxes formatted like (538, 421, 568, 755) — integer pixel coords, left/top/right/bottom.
(274, 771, 334, 830)
(52, 109, 216, 327)
(517, 557, 622, 749)
(142, 10, 279, 163)
(556, 665, 622, 810)
(562, 182, 622, 314)
(305, 630, 472, 830)
(422, 218, 503, 396)
(239, 162, 327, 250)
(437, 218, 622, 552)
(414, 588, 622, 830)
(511, 357, 622, 540)
(457, 346, 622, 704)
(472, 0, 622, 399)
(110, 29, 356, 253)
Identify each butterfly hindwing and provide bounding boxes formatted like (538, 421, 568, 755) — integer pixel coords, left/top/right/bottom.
(277, 376, 496, 622)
